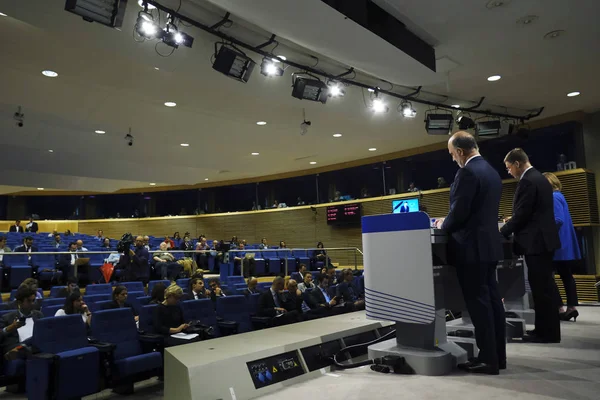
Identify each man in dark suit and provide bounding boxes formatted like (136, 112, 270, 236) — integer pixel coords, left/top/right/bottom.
(118, 236, 150, 283)
(57, 242, 80, 281)
(8, 220, 24, 233)
(0, 286, 43, 360)
(437, 131, 506, 375)
(25, 217, 38, 233)
(500, 148, 561, 343)
(243, 277, 261, 296)
(257, 277, 299, 326)
(183, 277, 210, 301)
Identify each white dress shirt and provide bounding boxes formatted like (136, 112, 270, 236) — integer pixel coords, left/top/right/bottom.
(464, 154, 481, 167)
(520, 166, 534, 180)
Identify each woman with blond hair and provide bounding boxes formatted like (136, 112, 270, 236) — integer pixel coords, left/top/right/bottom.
(153, 284, 201, 346)
(543, 172, 581, 322)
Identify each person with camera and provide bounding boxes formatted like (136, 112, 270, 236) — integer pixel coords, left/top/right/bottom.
(118, 235, 150, 284)
(0, 286, 43, 361)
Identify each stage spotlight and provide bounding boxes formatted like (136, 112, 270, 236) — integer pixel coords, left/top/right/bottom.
(400, 101, 416, 118)
(425, 114, 454, 135)
(328, 82, 345, 98)
(371, 96, 388, 113)
(457, 115, 475, 130)
(212, 45, 255, 83)
(135, 11, 163, 39)
(291, 76, 328, 103)
(476, 120, 513, 137)
(64, 0, 127, 28)
(260, 58, 284, 77)
(163, 23, 194, 48)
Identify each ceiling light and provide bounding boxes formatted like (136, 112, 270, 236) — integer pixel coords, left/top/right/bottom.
(544, 30, 565, 40)
(135, 11, 163, 39)
(42, 70, 58, 78)
(333, 133, 342, 138)
(37, 188, 44, 191)
(154, 67, 160, 70)
(48, 149, 54, 153)
(567, 91, 580, 97)
(292, 76, 328, 103)
(66, 0, 127, 28)
(451, 104, 461, 108)
(162, 23, 194, 49)
(368, 148, 377, 152)
(517, 15, 538, 25)
(138, 0, 156, 10)
(149, 183, 156, 186)
(256, 121, 267, 126)
(204, 178, 209, 181)
(260, 57, 284, 77)
(367, 88, 375, 93)
(457, 115, 475, 130)
(328, 82, 345, 98)
(425, 113, 454, 135)
(251, 152, 260, 156)
(309, 161, 317, 165)
(486, 0, 510, 9)
(95, 130, 105, 134)
(212, 45, 255, 83)
(487, 75, 501, 81)
(400, 101, 417, 118)
(180, 143, 190, 147)
(0, 12, 6, 17)
(370, 97, 388, 113)
(164, 102, 177, 107)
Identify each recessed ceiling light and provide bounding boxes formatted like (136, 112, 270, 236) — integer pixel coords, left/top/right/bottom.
(367, 88, 375, 93)
(154, 67, 160, 70)
(204, 178, 209, 181)
(42, 70, 58, 78)
(333, 133, 343, 138)
(567, 91, 580, 97)
(256, 121, 267, 125)
(164, 102, 177, 107)
(180, 143, 190, 147)
(37, 188, 44, 191)
(0, 12, 7, 17)
(544, 30, 565, 40)
(138, 0, 156, 9)
(487, 75, 501, 82)
(486, 0, 510, 9)
(309, 161, 317, 165)
(451, 104, 461, 108)
(48, 149, 54, 153)
(149, 183, 156, 186)
(95, 130, 105, 134)
(368, 148, 377, 152)
(517, 15, 538, 25)
(251, 152, 260, 156)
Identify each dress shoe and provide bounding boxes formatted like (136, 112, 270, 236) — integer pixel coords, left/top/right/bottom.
(521, 334, 560, 344)
(560, 309, 579, 322)
(526, 329, 537, 336)
(464, 361, 499, 375)
(459, 358, 505, 371)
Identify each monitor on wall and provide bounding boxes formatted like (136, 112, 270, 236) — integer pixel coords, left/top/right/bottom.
(392, 198, 419, 214)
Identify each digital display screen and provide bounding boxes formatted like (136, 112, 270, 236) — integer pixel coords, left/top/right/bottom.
(392, 198, 419, 214)
(326, 203, 362, 226)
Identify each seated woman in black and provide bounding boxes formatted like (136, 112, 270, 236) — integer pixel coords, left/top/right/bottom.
(103, 285, 139, 323)
(153, 284, 202, 347)
(312, 242, 328, 266)
(55, 292, 92, 327)
(149, 282, 166, 305)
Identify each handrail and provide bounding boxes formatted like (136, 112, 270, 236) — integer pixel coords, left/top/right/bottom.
(5, 247, 364, 255)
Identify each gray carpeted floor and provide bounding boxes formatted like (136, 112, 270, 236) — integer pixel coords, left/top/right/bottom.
(1, 306, 599, 400)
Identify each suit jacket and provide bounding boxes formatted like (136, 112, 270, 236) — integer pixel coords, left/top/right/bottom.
(13, 245, 38, 254)
(182, 291, 209, 301)
(26, 222, 39, 233)
(309, 286, 332, 309)
(243, 288, 261, 296)
(257, 289, 286, 318)
(57, 252, 76, 269)
(336, 282, 359, 303)
(282, 291, 303, 313)
(0, 310, 44, 354)
(9, 225, 24, 233)
(441, 156, 503, 265)
(500, 167, 560, 255)
(118, 246, 150, 280)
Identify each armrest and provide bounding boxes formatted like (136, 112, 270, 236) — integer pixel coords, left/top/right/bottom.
(28, 352, 57, 361)
(88, 341, 116, 353)
(139, 333, 164, 343)
(251, 316, 272, 330)
(217, 320, 238, 336)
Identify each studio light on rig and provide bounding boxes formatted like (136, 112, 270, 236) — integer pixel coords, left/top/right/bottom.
(327, 81, 345, 98)
(370, 92, 388, 114)
(260, 57, 284, 77)
(212, 43, 256, 83)
(291, 74, 328, 104)
(135, 9, 163, 40)
(162, 18, 194, 48)
(399, 100, 417, 118)
(456, 113, 475, 130)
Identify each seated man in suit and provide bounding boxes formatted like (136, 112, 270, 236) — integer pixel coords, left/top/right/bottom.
(257, 276, 299, 326)
(283, 279, 310, 316)
(25, 217, 38, 233)
(308, 273, 341, 315)
(14, 236, 38, 258)
(208, 278, 230, 305)
(57, 242, 79, 281)
(8, 220, 24, 233)
(243, 277, 261, 296)
(0, 286, 43, 361)
(183, 277, 211, 301)
(336, 269, 365, 311)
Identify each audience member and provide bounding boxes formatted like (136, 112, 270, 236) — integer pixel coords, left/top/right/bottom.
(172, 232, 182, 248)
(95, 230, 104, 240)
(297, 264, 308, 280)
(149, 282, 166, 304)
(20, 278, 42, 300)
(194, 238, 209, 271)
(308, 273, 338, 311)
(183, 278, 210, 300)
(64, 229, 72, 236)
(325, 266, 338, 285)
(312, 242, 327, 265)
(230, 236, 239, 249)
(57, 277, 80, 298)
(163, 236, 175, 250)
(76, 240, 88, 252)
(0, 236, 11, 267)
(272, 200, 279, 208)
(50, 233, 62, 248)
(298, 272, 315, 292)
(57, 242, 79, 280)
(243, 277, 260, 296)
(143, 236, 151, 250)
(437, 177, 449, 188)
(257, 277, 299, 326)
(297, 197, 305, 206)
(9, 220, 24, 233)
(283, 279, 307, 315)
(336, 269, 365, 311)
(14, 236, 37, 259)
(153, 284, 202, 347)
(0, 286, 43, 360)
(258, 238, 269, 250)
(407, 182, 419, 192)
(279, 241, 287, 249)
(208, 278, 229, 304)
(103, 286, 139, 322)
(25, 217, 38, 233)
(55, 292, 92, 326)
(153, 242, 181, 281)
(118, 236, 150, 283)
(101, 238, 111, 249)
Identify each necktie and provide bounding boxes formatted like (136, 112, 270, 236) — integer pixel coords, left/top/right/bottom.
(272, 291, 281, 307)
(321, 288, 331, 303)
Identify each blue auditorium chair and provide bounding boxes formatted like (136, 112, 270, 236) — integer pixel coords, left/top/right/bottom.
(278, 250, 296, 274)
(216, 295, 252, 333)
(132, 296, 151, 314)
(31, 254, 61, 286)
(91, 309, 162, 394)
(139, 304, 158, 334)
(10, 288, 43, 301)
(147, 280, 171, 294)
(41, 304, 62, 317)
(292, 249, 310, 267)
(226, 276, 246, 286)
(181, 299, 222, 337)
(41, 298, 66, 308)
(50, 286, 66, 298)
(234, 283, 247, 289)
(26, 315, 101, 399)
(290, 272, 301, 281)
(176, 278, 190, 292)
(4, 254, 32, 289)
(262, 251, 281, 275)
(120, 282, 145, 295)
(254, 256, 266, 276)
(257, 282, 272, 291)
(94, 300, 114, 312)
(85, 283, 113, 296)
